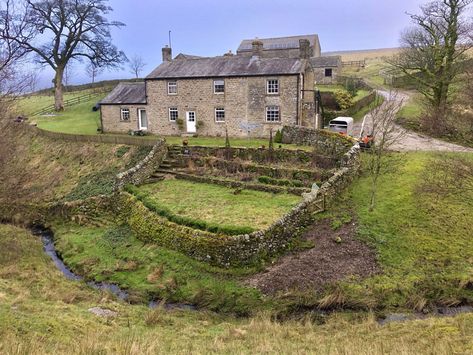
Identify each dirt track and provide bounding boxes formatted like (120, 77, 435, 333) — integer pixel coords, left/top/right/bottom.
(353, 91, 473, 153)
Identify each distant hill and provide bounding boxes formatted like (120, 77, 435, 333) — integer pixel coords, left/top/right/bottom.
(323, 48, 400, 61)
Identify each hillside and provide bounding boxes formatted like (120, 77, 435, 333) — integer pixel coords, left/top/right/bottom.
(2, 223, 473, 354)
(324, 48, 401, 61)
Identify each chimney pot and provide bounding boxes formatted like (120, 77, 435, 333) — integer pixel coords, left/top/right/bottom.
(252, 39, 264, 57)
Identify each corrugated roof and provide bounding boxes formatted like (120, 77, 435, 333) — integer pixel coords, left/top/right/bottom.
(146, 56, 306, 79)
(237, 34, 319, 52)
(310, 56, 341, 68)
(100, 82, 146, 104)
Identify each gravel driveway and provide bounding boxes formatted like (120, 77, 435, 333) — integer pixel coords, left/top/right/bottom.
(353, 91, 473, 153)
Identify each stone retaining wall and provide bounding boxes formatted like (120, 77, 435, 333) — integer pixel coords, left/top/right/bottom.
(281, 126, 355, 157)
(115, 140, 168, 190)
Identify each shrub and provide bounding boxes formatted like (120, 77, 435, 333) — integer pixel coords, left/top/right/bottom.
(274, 129, 283, 144)
(176, 118, 184, 130)
(343, 77, 359, 97)
(115, 146, 131, 158)
(334, 89, 354, 110)
(65, 169, 117, 201)
(258, 176, 305, 188)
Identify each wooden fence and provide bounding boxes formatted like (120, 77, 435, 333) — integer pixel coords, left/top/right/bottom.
(31, 91, 106, 116)
(342, 60, 366, 68)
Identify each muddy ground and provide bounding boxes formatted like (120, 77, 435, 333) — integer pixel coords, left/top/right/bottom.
(246, 218, 380, 295)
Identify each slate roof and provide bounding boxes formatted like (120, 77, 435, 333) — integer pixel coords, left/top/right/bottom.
(310, 56, 341, 68)
(237, 34, 319, 52)
(100, 82, 146, 105)
(174, 53, 204, 60)
(146, 56, 306, 79)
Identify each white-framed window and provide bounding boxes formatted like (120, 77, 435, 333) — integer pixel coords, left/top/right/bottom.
(267, 79, 279, 94)
(266, 106, 280, 122)
(167, 81, 177, 95)
(215, 107, 225, 122)
(169, 107, 178, 121)
(214, 79, 225, 94)
(120, 108, 130, 121)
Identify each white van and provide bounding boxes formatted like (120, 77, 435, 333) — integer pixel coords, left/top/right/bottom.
(328, 117, 354, 136)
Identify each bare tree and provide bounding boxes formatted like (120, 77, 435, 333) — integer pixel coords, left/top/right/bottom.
(0, 0, 126, 111)
(364, 93, 405, 211)
(388, 0, 473, 131)
(86, 62, 102, 84)
(128, 54, 146, 78)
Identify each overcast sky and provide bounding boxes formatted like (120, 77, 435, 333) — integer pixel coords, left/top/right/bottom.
(35, 0, 427, 89)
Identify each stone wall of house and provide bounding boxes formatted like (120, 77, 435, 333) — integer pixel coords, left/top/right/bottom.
(101, 104, 149, 134)
(144, 75, 301, 138)
(281, 126, 355, 157)
(314, 67, 340, 85)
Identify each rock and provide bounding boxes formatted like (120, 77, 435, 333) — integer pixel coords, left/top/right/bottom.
(88, 307, 118, 318)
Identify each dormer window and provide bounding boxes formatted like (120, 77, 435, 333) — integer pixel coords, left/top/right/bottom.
(168, 81, 177, 95)
(267, 79, 279, 94)
(214, 79, 225, 94)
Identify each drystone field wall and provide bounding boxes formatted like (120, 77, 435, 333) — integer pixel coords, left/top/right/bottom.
(109, 133, 361, 267)
(281, 126, 355, 157)
(115, 139, 168, 190)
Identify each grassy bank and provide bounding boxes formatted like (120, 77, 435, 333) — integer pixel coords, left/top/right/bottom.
(323, 152, 473, 311)
(2, 224, 473, 354)
(52, 221, 263, 315)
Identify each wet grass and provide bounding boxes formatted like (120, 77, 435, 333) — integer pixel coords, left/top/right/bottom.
(53, 221, 263, 315)
(2, 224, 473, 354)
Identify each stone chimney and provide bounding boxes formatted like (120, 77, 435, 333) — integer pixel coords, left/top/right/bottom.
(162, 45, 172, 62)
(252, 39, 264, 57)
(299, 39, 311, 59)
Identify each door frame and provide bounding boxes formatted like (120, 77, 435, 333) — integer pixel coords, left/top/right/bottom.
(186, 111, 197, 133)
(138, 108, 148, 130)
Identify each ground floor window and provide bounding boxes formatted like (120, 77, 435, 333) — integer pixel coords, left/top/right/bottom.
(120, 108, 130, 121)
(215, 107, 225, 122)
(169, 107, 178, 121)
(325, 68, 333, 77)
(266, 106, 280, 122)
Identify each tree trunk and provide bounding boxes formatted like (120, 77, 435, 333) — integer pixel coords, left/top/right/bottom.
(54, 67, 65, 112)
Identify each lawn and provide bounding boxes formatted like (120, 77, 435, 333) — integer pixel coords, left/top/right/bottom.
(2, 224, 473, 354)
(136, 179, 301, 231)
(30, 94, 107, 135)
(329, 152, 473, 310)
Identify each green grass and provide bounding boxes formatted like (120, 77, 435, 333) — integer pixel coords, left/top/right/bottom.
(30, 94, 107, 135)
(52, 221, 262, 315)
(16, 89, 104, 115)
(136, 179, 301, 231)
(2, 224, 473, 354)
(330, 152, 473, 310)
(342, 59, 388, 88)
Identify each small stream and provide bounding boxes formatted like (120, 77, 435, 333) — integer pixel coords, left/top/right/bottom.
(28, 225, 473, 322)
(30, 225, 196, 310)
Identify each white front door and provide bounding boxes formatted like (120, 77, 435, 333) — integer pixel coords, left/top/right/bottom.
(138, 109, 148, 130)
(186, 111, 196, 133)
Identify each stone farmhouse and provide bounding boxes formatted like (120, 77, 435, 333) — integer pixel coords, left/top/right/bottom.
(100, 34, 342, 137)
